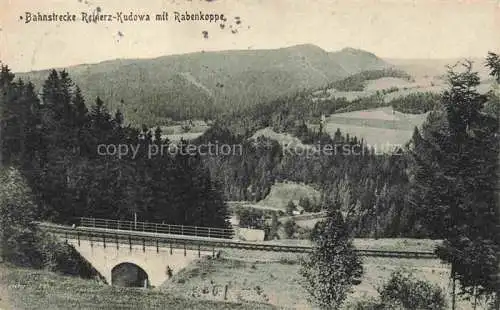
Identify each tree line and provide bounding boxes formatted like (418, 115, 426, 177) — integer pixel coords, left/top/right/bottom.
(0, 66, 232, 230)
(196, 103, 419, 238)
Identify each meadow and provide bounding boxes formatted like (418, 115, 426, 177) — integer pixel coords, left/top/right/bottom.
(162, 241, 480, 310)
(0, 264, 274, 310)
(322, 106, 427, 147)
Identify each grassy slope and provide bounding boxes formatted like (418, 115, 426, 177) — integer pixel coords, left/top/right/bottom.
(251, 128, 310, 149)
(163, 245, 478, 310)
(321, 106, 427, 146)
(0, 264, 274, 310)
(257, 182, 321, 211)
(228, 182, 322, 212)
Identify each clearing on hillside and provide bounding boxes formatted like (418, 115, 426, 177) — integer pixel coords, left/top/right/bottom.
(250, 127, 310, 149)
(322, 107, 427, 147)
(257, 182, 321, 211)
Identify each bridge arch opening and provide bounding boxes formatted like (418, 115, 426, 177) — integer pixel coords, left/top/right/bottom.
(111, 262, 149, 287)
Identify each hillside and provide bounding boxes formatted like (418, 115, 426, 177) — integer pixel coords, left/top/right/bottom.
(161, 242, 476, 309)
(257, 182, 321, 211)
(16, 45, 393, 125)
(330, 48, 393, 75)
(1, 264, 274, 310)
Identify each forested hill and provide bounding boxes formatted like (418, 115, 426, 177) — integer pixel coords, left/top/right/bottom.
(17, 45, 392, 125)
(0, 67, 233, 231)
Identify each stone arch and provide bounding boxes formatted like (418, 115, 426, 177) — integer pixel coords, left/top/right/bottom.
(111, 262, 149, 287)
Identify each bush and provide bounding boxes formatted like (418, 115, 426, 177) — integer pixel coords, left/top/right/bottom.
(378, 269, 447, 310)
(181, 123, 192, 133)
(38, 233, 100, 279)
(0, 167, 100, 279)
(347, 270, 447, 310)
(236, 208, 265, 229)
(299, 197, 312, 212)
(283, 220, 296, 238)
(286, 200, 297, 216)
(0, 167, 42, 267)
(264, 212, 280, 240)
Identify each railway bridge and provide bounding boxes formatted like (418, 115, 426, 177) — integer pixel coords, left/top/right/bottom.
(37, 217, 436, 288)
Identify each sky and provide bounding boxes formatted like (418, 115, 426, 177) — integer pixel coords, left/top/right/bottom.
(0, 0, 499, 72)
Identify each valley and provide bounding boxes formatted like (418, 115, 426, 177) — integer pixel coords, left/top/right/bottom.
(2, 40, 498, 310)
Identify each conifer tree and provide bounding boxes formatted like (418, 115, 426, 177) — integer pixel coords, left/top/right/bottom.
(409, 60, 499, 307)
(300, 208, 363, 309)
(0, 65, 16, 166)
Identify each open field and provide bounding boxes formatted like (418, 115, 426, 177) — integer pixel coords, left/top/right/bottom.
(314, 77, 445, 102)
(328, 106, 426, 123)
(364, 77, 425, 91)
(321, 106, 427, 146)
(0, 264, 274, 310)
(227, 201, 283, 212)
(161, 245, 480, 310)
(251, 127, 310, 149)
(228, 182, 322, 212)
(314, 76, 493, 103)
(257, 182, 321, 211)
(159, 120, 210, 142)
(325, 124, 413, 147)
(162, 132, 206, 142)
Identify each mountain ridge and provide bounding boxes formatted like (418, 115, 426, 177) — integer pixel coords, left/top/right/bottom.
(16, 44, 393, 125)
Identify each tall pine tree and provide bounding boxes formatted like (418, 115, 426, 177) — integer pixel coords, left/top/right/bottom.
(409, 60, 499, 307)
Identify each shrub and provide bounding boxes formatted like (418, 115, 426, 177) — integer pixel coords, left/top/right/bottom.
(286, 200, 297, 216)
(0, 167, 41, 267)
(283, 219, 296, 238)
(236, 208, 265, 229)
(378, 269, 447, 310)
(299, 197, 312, 212)
(0, 167, 100, 279)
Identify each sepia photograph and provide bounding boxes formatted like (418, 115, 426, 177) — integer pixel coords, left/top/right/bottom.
(0, 0, 499, 309)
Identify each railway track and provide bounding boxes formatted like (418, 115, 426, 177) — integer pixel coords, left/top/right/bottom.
(37, 222, 437, 259)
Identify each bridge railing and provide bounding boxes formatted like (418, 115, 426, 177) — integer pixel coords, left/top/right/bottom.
(79, 217, 233, 239)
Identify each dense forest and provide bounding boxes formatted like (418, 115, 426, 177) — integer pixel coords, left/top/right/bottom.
(1, 55, 498, 241)
(195, 116, 415, 237)
(193, 61, 499, 238)
(390, 92, 442, 114)
(0, 67, 232, 231)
